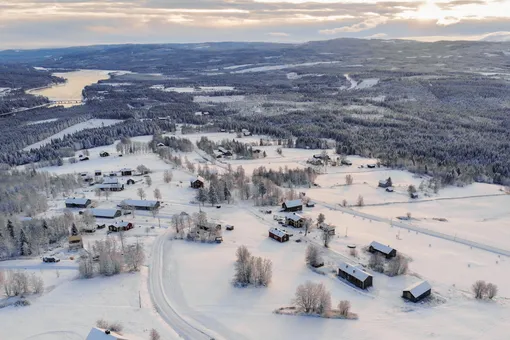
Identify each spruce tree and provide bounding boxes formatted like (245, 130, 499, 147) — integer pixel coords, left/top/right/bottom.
(7, 220, 15, 239)
(208, 186, 219, 206)
(71, 223, 79, 236)
(19, 229, 30, 256)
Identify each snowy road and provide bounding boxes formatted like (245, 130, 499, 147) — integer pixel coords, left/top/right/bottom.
(148, 232, 221, 340)
(312, 198, 510, 257)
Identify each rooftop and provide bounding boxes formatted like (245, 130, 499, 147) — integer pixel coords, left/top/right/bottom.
(404, 280, 432, 297)
(283, 199, 302, 208)
(65, 197, 90, 205)
(370, 241, 395, 255)
(338, 260, 372, 282)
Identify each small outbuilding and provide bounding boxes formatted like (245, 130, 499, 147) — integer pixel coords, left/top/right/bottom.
(99, 152, 110, 158)
(108, 221, 134, 232)
(120, 168, 133, 176)
(65, 198, 92, 209)
(282, 199, 303, 212)
(68, 235, 83, 250)
(403, 280, 432, 302)
(378, 177, 393, 188)
(338, 260, 373, 289)
(369, 241, 397, 258)
(269, 227, 289, 243)
(190, 176, 205, 189)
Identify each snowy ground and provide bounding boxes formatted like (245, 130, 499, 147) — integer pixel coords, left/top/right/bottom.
(23, 119, 123, 151)
(3, 130, 510, 339)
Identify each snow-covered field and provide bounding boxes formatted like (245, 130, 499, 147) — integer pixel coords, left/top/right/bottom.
(2, 130, 509, 339)
(23, 119, 123, 151)
(26, 118, 59, 126)
(151, 85, 235, 93)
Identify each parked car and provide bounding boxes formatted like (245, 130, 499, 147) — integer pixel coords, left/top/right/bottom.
(226, 225, 234, 231)
(43, 256, 60, 263)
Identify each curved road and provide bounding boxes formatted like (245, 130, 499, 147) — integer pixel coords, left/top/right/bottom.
(148, 232, 219, 340)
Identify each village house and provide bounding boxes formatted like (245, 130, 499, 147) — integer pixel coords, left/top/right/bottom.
(97, 177, 125, 191)
(119, 199, 160, 211)
(282, 199, 303, 212)
(403, 280, 432, 302)
(285, 213, 306, 228)
(89, 208, 122, 219)
(338, 260, 373, 289)
(217, 146, 233, 157)
(68, 235, 83, 250)
(190, 176, 205, 189)
(369, 241, 397, 258)
(86, 327, 128, 340)
(319, 223, 336, 235)
(378, 177, 393, 188)
(269, 227, 289, 243)
(65, 198, 92, 209)
(108, 221, 134, 232)
(99, 151, 110, 158)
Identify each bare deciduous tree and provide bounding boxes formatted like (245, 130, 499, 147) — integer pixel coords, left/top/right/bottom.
(386, 254, 409, 276)
(95, 187, 102, 200)
(356, 195, 364, 207)
(153, 188, 162, 201)
(317, 213, 325, 225)
(342, 199, 348, 207)
(345, 174, 354, 185)
(30, 272, 44, 294)
(146, 176, 152, 187)
(137, 188, 146, 200)
(368, 253, 385, 273)
(163, 170, 173, 184)
(303, 217, 314, 237)
(338, 300, 351, 317)
(472, 280, 487, 299)
(305, 244, 322, 267)
(322, 228, 332, 248)
(125, 240, 145, 272)
(486, 283, 498, 299)
(293, 281, 331, 315)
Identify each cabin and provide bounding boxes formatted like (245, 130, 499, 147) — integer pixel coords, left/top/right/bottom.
(97, 177, 125, 191)
(99, 152, 109, 158)
(217, 147, 233, 157)
(108, 221, 134, 232)
(282, 199, 303, 212)
(369, 241, 397, 258)
(338, 260, 373, 289)
(410, 192, 419, 199)
(378, 178, 392, 188)
(89, 208, 122, 219)
(313, 153, 330, 161)
(269, 227, 289, 243)
(285, 213, 306, 228)
(65, 198, 92, 209)
(198, 222, 221, 231)
(119, 199, 160, 211)
(190, 176, 205, 189)
(120, 168, 133, 176)
(86, 327, 128, 340)
(386, 187, 394, 192)
(403, 280, 432, 302)
(68, 235, 83, 250)
(94, 170, 102, 177)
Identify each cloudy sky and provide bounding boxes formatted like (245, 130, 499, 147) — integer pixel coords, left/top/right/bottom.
(1, 0, 510, 49)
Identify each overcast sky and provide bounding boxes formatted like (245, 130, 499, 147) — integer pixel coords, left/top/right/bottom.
(1, 0, 510, 49)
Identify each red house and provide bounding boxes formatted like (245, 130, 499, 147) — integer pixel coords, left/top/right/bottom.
(108, 221, 134, 232)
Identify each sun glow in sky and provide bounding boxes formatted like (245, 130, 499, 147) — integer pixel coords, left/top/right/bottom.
(0, 0, 509, 49)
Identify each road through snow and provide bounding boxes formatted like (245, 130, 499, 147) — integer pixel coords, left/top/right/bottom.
(148, 231, 223, 340)
(312, 198, 510, 257)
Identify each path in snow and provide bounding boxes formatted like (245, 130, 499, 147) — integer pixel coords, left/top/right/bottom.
(311, 198, 510, 257)
(148, 231, 221, 340)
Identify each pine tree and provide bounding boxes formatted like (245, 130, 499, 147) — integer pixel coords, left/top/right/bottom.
(19, 228, 30, 256)
(196, 187, 207, 206)
(208, 185, 219, 206)
(224, 183, 231, 204)
(7, 220, 15, 239)
(71, 223, 79, 236)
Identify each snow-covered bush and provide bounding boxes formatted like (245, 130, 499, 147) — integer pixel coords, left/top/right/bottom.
(472, 280, 487, 299)
(385, 254, 409, 276)
(233, 245, 272, 287)
(125, 241, 145, 272)
(368, 253, 384, 273)
(338, 300, 351, 317)
(149, 329, 161, 340)
(29, 273, 44, 294)
(305, 244, 323, 267)
(486, 283, 498, 299)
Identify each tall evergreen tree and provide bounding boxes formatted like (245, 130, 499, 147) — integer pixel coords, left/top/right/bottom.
(196, 187, 208, 206)
(7, 220, 14, 240)
(208, 185, 219, 206)
(19, 228, 30, 256)
(71, 223, 79, 236)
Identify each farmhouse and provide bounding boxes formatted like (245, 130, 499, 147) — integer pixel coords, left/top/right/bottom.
(120, 168, 133, 176)
(285, 213, 306, 228)
(89, 208, 122, 219)
(282, 199, 303, 212)
(338, 260, 373, 289)
(99, 151, 109, 157)
(190, 176, 205, 189)
(369, 241, 397, 258)
(97, 177, 124, 191)
(108, 221, 134, 232)
(65, 198, 92, 209)
(119, 199, 160, 210)
(269, 227, 289, 243)
(403, 280, 432, 302)
(86, 327, 128, 340)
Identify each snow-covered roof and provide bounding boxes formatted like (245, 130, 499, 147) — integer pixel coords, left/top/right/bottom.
(114, 221, 131, 227)
(404, 280, 431, 298)
(191, 176, 205, 183)
(269, 227, 287, 238)
(379, 179, 388, 185)
(120, 199, 159, 208)
(103, 177, 120, 184)
(370, 241, 395, 255)
(97, 183, 124, 189)
(286, 213, 304, 222)
(90, 208, 121, 218)
(218, 146, 229, 153)
(120, 168, 132, 171)
(338, 260, 372, 282)
(284, 199, 302, 208)
(65, 198, 90, 205)
(86, 327, 128, 340)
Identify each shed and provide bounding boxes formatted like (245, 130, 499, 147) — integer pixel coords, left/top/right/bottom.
(411, 192, 419, 199)
(108, 221, 134, 232)
(94, 170, 102, 176)
(99, 152, 110, 158)
(119, 199, 160, 210)
(403, 280, 432, 302)
(338, 260, 373, 289)
(65, 198, 92, 209)
(68, 235, 83, 249)
(120, 168, 133, 176)
(269, 227, 289, 243)
(89, 208, 122, 219)
(190, 176, 205, 189)
(282, 199, 303, 212)
(285, 213, 306, 228)
(86, 327, 128, 340)
(369, 241, 397, 258)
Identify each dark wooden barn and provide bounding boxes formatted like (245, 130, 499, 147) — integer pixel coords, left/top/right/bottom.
(338, 261, 373, 290)
(65, 198, 92, 209)
(269, 227, 289, 243)
(403, 281, 432, 302)
(369, 241, 397, 258)
(190, 176, 205, 189)
(282, 199, 303, 212)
